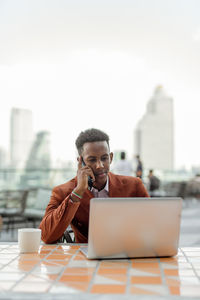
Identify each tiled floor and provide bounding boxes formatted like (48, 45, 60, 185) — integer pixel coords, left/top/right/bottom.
(0, 243, 200, 297)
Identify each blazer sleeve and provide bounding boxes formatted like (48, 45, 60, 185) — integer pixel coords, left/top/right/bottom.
(39, 186, 80, 244)
(136, 177, 150, 197)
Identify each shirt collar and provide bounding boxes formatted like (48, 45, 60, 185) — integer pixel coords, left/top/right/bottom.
(91, 176, 109, 193)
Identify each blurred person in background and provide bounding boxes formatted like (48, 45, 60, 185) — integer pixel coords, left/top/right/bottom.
(148, 169, 160, 197)
(112, 151, 133, 176)
(135, 155, 143, 179)
(0, 216, 2, 232)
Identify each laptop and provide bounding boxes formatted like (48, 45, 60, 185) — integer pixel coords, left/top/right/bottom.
(80, 197, 182, 259)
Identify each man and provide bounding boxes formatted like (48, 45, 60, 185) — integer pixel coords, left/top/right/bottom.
(40, 128, 149, 244)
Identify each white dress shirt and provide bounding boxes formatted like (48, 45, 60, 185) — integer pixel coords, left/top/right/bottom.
(91, 177, 109, 198)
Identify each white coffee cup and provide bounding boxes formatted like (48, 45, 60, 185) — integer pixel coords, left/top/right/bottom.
(18, 228, 41, 253)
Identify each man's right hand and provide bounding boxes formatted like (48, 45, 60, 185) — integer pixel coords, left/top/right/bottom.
(72, 157, 95, 200)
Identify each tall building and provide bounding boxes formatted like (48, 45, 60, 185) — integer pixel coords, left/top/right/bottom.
(0, 147, 7, 168)
(25, 131, 51, 169)
(134, 86, 174, 171)
(10, 108, 33, 168)
(21, 131, 51, 188)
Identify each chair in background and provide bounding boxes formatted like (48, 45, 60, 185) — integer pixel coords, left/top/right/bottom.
(24, 188, 52, 227)
(0, 189, 29, 233)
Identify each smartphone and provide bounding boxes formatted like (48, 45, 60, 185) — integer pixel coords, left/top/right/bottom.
(81, 158, 93, 190)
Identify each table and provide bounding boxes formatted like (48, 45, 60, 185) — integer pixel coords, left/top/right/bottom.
(0, 243, 200, 299)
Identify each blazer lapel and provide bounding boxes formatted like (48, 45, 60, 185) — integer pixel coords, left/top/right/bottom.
(108, 172, 122, 197)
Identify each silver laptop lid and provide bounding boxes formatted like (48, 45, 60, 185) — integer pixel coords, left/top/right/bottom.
(87, 197, 182, 259)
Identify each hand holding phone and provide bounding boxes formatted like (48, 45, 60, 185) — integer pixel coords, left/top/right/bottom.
(75, 156, 95, 195)
(81, 159, 93, 190)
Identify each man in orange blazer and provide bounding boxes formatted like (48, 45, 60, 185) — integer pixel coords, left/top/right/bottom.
(40, 128, 149, 244)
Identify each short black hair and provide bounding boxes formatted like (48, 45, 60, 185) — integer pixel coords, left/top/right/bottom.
(75, 128, 110, 155)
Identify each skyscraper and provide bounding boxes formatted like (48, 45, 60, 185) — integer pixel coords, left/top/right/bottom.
(0, 147, 7, 169)
(25, 131, 51, 170)
(21, 131, 51, 187)
(10, 108, 33, 168)
(134, 86, 174, 171)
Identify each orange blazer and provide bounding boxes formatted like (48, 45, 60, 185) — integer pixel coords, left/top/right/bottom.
(39, 172, 149, 243)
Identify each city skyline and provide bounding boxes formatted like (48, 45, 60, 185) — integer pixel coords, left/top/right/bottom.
(0, 0, 200, 169)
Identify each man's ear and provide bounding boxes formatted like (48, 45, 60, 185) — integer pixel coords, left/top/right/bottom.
(109, 152, 113, 164)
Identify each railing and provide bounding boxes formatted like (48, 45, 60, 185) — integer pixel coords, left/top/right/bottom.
(0, 168, 200, 200)
(0, 168, 76, 190)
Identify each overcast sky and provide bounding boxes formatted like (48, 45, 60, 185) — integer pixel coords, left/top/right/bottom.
(0, 0, 200, 169)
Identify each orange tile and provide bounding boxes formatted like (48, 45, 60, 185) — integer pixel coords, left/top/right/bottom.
(102, 274, 127, 283)
(18, 254, 41, 260)
(70, 245, 80, 249)
(164, 269, 179, 276)
(46, 254, 71, 260)
(38, 255, 47, 259)
(91, 284, 126, 294)
(58, 245, 80, 250)
(59, 274, 92, 283)
(132, 268, 161, 275)
(49, 260, 69, 266)
(39, 250, 51, 255)
(131, 258, 158, 263)
(131, 276, 162, 284)
(56, 245, 68, 250)
(16, 265, 35, 271)
(63, 267, 94, 274)
(98, 268, 127, 275)
(166, 278, 180, 287)
(160, 257, 178, 264)
(59, 281, 89, 291)
(132, 262, 159, 269)
(130, 286, 159, 295)
(54, 249, 77, 254)
(39, 261, 58, 266)
(73, 253, 87, 261)
(169, 286, 181, 295)
(17, 260, 39, 265)
(40, 245, 57, 250)
(99, 261, 129, 268)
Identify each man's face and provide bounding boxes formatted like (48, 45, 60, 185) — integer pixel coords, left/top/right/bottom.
(81, 141, 113, 190)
